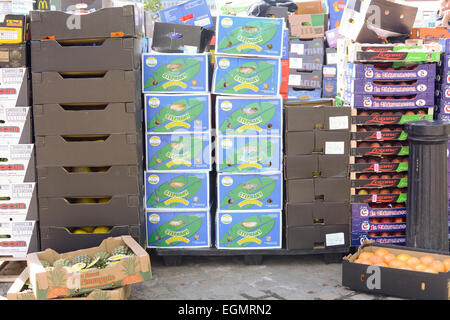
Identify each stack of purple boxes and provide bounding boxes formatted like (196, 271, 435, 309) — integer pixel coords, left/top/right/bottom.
(435, 39, 450, 240)
(348, 62, 436, 247)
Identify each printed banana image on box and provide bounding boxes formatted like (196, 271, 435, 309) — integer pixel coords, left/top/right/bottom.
(146, 211, 211, 248)
(217, 173, 283, 211)
(216, 96, 283, 136)
(142, 53, 209, 93)
(216, 15, 284, 58)
(145, 171, 210, 211)
(145, 94, 211, 133)
(146, 133, 211, 171)
(217, 136, 282, 173)
(212, 56, 281, 96)
(216, 211, 282, 249)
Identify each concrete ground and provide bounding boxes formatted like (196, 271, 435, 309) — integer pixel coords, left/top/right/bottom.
(0, 254, 401, 300)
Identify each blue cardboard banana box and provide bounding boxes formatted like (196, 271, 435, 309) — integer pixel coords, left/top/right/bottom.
(217, 173, 283, 211)
(157, 0, 214, 29)
(147, 210, 211, 248)
(145, 171, 210, 211)
(146, 133, 211, 171)
(216, 96, 283, 136)
(217, 135, 282, 173)
(142, 53, 209, 93)
(145, 93, 211, 133)
(216, 211, 282, 249)
(215, 15, 284, 58)
(212, 56, 281, 96)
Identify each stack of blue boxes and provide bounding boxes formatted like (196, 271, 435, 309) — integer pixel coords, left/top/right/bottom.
(213, 15, 284, 249)
(142, 52, 213, 249)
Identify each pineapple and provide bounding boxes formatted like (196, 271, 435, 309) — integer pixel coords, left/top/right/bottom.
(93, 251, 110, 260)
(111, 246, 128, 256)
(53, 258, 70, 268)
(111, 245, 129, 256)
(40, 260, 51, 268)
(71, 254, 91, 266)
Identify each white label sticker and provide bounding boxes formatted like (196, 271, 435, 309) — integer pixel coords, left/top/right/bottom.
(183, 45, 198, 54)
(323, 66, 337, 77)
(326, 232, 345, 246)
(328, 116, 349, 130)
(288, 74, 301, 86)
(325, 141, 345, 154)
(291, 43, 304, 55)
(289, 57, 303, 69)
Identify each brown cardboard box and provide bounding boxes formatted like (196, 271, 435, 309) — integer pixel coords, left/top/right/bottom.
(28, 236, 151, 300)
(342, 242, 450, 300)
(30, 5, 143, 41)
(38, 194, 143, 226)
(286, 224, 349, 250)
(296, 1, 322, 14)
(0, 44, 28, 68)
(288, 14, 326, 39)
(33, 103, 142, 136)
(32, 70, 140, 104)
(7, 268, 131, 300)
(285, 130, 350, 156)
(286, 202, 349, 227)
(37, 165, 142, 197)
(35, 134, 142, 167)
(284, 154, 349, 179)
(339, 0, 417, 44)
(284, 104, 350, 132)
(31, 38, 141, 73)
(39, 225, 146, 252)
(286, 178, 350, 203)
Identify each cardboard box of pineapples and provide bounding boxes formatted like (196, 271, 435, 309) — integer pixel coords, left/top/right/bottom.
(8, 268, 131, 300)
(26, 236, 152, 300)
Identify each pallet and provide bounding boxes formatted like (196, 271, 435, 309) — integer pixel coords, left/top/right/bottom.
(152, 247, 350, 266)
(0, 257, 26, 283)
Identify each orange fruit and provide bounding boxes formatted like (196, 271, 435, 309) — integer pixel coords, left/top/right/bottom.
(415, 264, 427, 272)
(383, 253, 396, 264)
(424, 267, 438, 274)
(374, 262, 388, 267)
(374, 248, 390, 257)
(359, 252, 374, 260)
(389, 259, 405, 269)
(399, 265, 414, 271)
(355, 258, 370, 265)
(443, 259, 450, 272)
(369, 255, 384, 265)
(406, 257, 420, 268)
(396, 253, 411, 262)
(419, 255, 434, 267)
(430, 260, 445, 273)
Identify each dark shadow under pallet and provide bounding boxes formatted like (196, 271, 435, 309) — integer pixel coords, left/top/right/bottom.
(151, 247, 350, 266)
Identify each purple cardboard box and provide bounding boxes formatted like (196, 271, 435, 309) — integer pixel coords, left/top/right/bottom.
(437, 69, 450, 85)
(438, 113, 450, 122)
(351, 220, 406, 233)
(325, 28, 341, 48)
(349, 63, 436, 80)
(350, 79, 434, 95)
(351, 233, 405, 247)
(349, 93, 435, 109)
(351, 203, 406, 218)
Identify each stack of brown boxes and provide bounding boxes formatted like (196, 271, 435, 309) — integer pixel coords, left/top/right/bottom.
(284, 100, 351, 250)
(30, 6, 146, 252)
